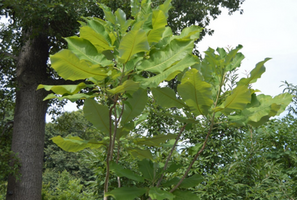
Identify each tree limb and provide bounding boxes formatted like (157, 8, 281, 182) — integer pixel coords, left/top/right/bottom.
(0, 52, 18, 60)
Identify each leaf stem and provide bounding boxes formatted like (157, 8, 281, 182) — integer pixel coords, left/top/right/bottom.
(156, 123, 187, 187)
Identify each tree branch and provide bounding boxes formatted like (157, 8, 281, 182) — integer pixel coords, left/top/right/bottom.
(169, 116, 215, 193)
(156, 123, 187, 187)
(0, 52, 18, 61)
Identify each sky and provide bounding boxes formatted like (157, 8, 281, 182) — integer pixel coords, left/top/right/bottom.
(198, 0, 297, 97)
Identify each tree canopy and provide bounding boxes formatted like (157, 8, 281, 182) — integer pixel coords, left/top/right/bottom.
(37, 1, 292, 199)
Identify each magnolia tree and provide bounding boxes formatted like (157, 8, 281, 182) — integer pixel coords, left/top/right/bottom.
(38, 0, 292, 199)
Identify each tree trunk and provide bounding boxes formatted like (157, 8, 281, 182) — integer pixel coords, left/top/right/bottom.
(6, 30, 49, 200)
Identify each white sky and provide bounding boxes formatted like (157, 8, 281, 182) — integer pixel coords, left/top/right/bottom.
(198, 0, 297, 96)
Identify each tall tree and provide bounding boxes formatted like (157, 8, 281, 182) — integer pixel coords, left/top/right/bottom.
(0, 0, 245, 199)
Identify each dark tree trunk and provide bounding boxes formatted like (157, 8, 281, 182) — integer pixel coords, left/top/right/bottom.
(6, 30, 49, 200)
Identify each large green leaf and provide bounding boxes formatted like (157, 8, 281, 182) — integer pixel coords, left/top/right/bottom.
(138, 159, 155, 181)
(137, 39, 194, 74)
(110, 161, 144, 182)
(105, 187, 147, 200)
(152, 10, 167, 29)
(133, 133, 177, 147)
(149, 187, 175, 200)
(220, 85, 251, 115)
(247, 93, 293, 123)
(50, 49, 107, 81)
(121, 89, 147, 124)
(152, 87, 186, 109)
(172, 190, 199, 200)
(64, 36, 113, 66)
(51, 136, 107, 152)
(118, 30, 150, 63)
(174, 25, 202, 41)
(37, 82, 92, 95)
(107, 80, 140, 95)
(238, 58, 271, 85)
(162, 174, 203, 188)
(98, 3, 116, 24)
(83, 99, 111, 134)
(128, 148, 154, 160)
(158, 0, 172, 17)
(43, 93, 96, 102)
(177, 68, 213, 116)
(229, 93, 293, 126)
(115, 8, 134, 33)
(139, 53, 198, 88)
(80, 26, 113, 52)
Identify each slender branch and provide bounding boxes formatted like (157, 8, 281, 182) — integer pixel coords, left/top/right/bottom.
(0, 52, 18, 60)
(169, 116, 215, 193)
(156, 123, 187, 187)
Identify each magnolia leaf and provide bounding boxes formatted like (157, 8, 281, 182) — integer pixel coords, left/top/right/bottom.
(138, 39, 194, 74)
(138, 159, 155, 181)
(158, 0, 172, 17)
(229, 93, 293, 127)
(152, 87, 186, 108)
(119, 30, 150, 63)
(149, 187, 175, 200)
(224, 44, 243, 65)
(131, 0, 141, 17)
(179, 174, 204, 188)
(162, 174, 203, 188)
(50, 49, 107, 81)
(247, 93, 293, 123)
(133, 133, 177, 147)
(139, 53, 198, 88)
(238, 58, 271, 85)
(43, 93, 96, 102)
(51, 136, 106, 152)
(80, 26, 113, 52)
(64, 36, 113, 66)
(110, 161, 144, 182)
(148, 27, 166, 44)
(175, 25, 202, 40)
(99, 3, 116, 24)
(121, 89, 147, 124)
(83, 99, 111, 134)
(105, 187, 147, 200)
(221, 85, 251, 115)
(177, 68, 213, 116)
(115, 8, 134, 33)
(37, 82, 92, 95)
(173, 190, 199, 200)
(128, 148, 154, 160)
(107, 80, 140, 95)
(152, 9, 167, 29)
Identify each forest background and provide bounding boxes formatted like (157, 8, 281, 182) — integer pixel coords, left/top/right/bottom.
(1, 0, 297, 199)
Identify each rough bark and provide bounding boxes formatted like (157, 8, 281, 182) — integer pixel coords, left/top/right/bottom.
(6, 30, 49, 200)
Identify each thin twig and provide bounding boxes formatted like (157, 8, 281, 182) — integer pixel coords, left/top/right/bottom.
(156, 123, 187, 187)
(169, 116, 215, 193)
(0, 52, 18, 60)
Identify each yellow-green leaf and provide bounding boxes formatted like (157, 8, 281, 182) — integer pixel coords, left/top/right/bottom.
(50, 49, 107, 81)
(177, 68, 213, 116)
(119, 30, 150, 63)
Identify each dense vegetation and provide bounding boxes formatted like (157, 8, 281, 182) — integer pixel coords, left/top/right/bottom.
(1, 0, 296, 199)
